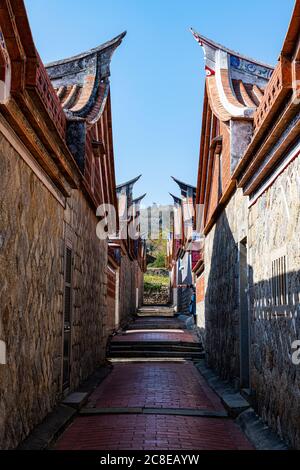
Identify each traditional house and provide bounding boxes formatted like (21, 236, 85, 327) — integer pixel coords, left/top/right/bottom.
(168, 178, 198, 314)
(116, 176, 146, 325)
(192, 0, 300, 448)
(0, 0, 144, 450)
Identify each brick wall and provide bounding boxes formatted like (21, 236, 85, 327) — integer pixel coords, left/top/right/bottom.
(196, 274, 205, 302)
(206, 121, 231, 225)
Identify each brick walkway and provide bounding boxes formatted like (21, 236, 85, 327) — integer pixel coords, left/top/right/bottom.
(87, 363, 224, 410)
(54, 315, 254, 450)
(55, 415, 252, 450)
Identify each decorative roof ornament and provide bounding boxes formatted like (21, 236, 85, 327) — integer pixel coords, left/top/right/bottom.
(171, 177, 196, 199)
(132, 193, 147, 205)
(169, 193, 182, 206)
(116, 174, 142, 192)
(190, 28, 274, 121)
(46, 32, 126, 125)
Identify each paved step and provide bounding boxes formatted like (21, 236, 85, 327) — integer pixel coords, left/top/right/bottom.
(110, 341, 203, 349)
(138, 307, 174, 316)
(108, 350, 205, 359)
(108, 312, 204, 361)
(127, 323, 184, 330)
(110, 345, 204, 353)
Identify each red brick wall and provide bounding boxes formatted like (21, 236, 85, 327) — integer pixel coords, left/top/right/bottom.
(196, 274, 205, 303)
(106, 266, 117, 336)
(84, 98, 115, 209)
(205, 120, 231, 226)
(220, 122, 231, 191)
(107, 268, 116, 300)
(207, 153, 220, 222)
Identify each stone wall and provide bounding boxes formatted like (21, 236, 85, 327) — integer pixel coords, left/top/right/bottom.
(177, 286, 193, 315)
(119, 255, 137, 325)
(143, 285, 169, 305)
(204, 188, 248, 381)
(136, 263, 144, 308)
(248, 156, 300, 449)
(65, 191, 109, 391)
(0, 130, 112, 449)
(0, 132, 65, 449)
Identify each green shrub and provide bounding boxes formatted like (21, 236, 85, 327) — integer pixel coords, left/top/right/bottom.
(144, 273, 169, 293)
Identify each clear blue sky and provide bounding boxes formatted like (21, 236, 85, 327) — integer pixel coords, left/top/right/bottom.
(25, 0, 294, 206)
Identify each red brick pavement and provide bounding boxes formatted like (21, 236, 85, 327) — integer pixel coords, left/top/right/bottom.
(55, 414, 253, 450)
(87, 363, 223, 410)
(54, 317, 254, 451)
(54, 362, 253, 450)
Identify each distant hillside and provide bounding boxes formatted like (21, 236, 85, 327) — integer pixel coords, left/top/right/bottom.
(140, 204, 173, 268)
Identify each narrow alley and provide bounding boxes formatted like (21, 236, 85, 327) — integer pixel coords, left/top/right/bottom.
(1, 0, 300, 457)
(54, 308, 253, 451)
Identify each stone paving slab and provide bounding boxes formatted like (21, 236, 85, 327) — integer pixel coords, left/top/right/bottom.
(55, 414, 253, 450)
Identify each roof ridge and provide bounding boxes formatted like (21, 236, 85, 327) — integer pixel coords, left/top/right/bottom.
(171, 176, 196, 191)
(169, 193, 182, 204)
(133, 193, 147, 204)
(116, 174, 142, 190)
(45, 31, 126, 68)
(190, 28, 274, 70)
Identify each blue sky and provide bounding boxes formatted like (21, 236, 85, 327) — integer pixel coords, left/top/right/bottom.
(25, 0, 295, 206)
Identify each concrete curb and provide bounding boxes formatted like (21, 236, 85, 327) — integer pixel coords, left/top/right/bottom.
(195, 359, 289, 450)
(18, 405, 77, 450)
(18, 365, 112, 450)
(236, 408, 289, 450)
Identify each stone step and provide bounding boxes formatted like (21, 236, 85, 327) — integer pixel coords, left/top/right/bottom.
(127, 324, 183, 330)
(108, 350, 205, 359)
(110, 341, 203, 351)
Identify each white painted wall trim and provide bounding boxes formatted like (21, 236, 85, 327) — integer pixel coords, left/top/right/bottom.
(248, 142, 300, 208)
(215, 50, 252, 118)
(0, 115, 66, 208)
(115, 269, 120, 328)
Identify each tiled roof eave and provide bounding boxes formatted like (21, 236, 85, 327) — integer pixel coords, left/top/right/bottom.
(45, 32, 126, 69)
(191, 29, 274, 120)
(190, 28, 274, 70)
(47, 32, 126, 124)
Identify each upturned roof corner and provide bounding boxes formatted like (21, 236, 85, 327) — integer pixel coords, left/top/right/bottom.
(46, 32, 126, 125)
(190, 27, 274, 121)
